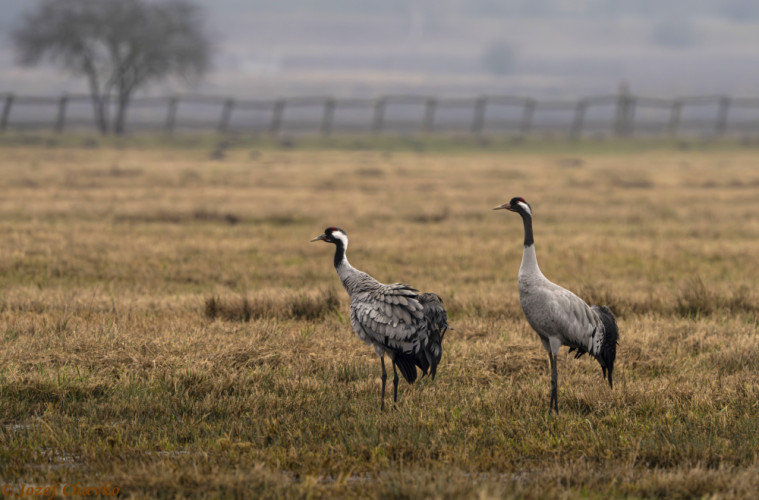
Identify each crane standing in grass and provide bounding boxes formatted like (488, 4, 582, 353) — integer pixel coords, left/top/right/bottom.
(493, 197, 618, 413)
(311, 227, 449, 410)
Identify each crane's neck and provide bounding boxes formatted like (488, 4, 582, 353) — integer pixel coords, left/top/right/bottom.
(332, 239, 359, 292)
(521, 212, 534, 247)
(333, 238, 347, 269)
(331, 238, 377, 295)
(519, 212, 542, 277)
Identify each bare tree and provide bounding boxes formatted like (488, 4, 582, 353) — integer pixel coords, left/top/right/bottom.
(11, 0, 212, 134)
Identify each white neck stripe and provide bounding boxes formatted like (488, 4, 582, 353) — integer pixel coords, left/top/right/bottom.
(517, 201, 532, 217)
(332, 231, 348, 248)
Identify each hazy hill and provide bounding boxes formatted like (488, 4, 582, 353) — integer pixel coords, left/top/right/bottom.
(2, 0, 759, 98)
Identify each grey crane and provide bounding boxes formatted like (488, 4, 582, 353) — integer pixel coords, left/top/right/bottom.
(493, 197, 618, 413)
(311, 227, 449, 410)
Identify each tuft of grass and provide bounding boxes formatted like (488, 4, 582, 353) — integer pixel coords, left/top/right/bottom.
(676, 276, 715, 318)
(114, 209, 240, 225)
(204, 288, 340, 322)
(409, 207, 450, 224)
(676, 277, 757, 318)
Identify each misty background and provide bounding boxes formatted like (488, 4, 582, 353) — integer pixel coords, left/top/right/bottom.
(2, 0, 759, 99)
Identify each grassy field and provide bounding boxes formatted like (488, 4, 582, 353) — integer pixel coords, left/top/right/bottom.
(0, 137, 757, 498)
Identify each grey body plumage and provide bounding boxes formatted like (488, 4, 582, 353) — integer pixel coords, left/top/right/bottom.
(494, 197, 618, 413)
(311, 227, 449, 409)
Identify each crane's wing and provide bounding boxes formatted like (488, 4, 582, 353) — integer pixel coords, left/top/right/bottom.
(349, 283, 427, 355)
(544, 285, 600, 353)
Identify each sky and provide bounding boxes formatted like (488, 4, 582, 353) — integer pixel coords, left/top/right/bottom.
(2, 0, 759, 100)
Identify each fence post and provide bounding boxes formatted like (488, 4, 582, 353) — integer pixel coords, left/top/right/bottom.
(165, 96, 179, 133)
(626, 95, 637, 136)
(269, 99, 285, 136)
(0, 94, 14, 132)
(471, 96, 487, 136)
(423, 97, 437, 133)
(56, 94, 69, 133)
(668, 99, 682, 137)
(570, 99, 586, 140)
(615, 84, 633, 137)
(321, 98, 335, 136)
(520, 99, 535, 137)
(372, 96, 386, 135)
(614, 87, 625, 136)
(218, 98, 235, 133)
(716, 96, 730, 136)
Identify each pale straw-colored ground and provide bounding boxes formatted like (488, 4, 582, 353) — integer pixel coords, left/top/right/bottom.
(0, 140, 757, 497)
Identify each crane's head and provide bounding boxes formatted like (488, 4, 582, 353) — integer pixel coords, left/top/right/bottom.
(493, 196, 532, 217)
(310, 227, 348, 246)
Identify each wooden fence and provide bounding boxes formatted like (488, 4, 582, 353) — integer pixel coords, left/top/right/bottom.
(2, 90, 759, 138)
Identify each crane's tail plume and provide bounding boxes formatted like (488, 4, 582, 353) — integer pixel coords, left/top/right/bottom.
(418, 293, 450, 380)
(591, 305, 619, 389)
(393, 352, 419, 384)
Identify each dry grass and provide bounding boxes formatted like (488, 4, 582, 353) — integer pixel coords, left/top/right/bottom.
(0, 139, 758, 498)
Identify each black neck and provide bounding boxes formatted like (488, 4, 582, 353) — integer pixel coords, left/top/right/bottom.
(521, 212, 534, 247)
(333, 240, 346, 268)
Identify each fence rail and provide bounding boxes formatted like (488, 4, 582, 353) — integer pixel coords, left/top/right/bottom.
(2, 90, 759, 138)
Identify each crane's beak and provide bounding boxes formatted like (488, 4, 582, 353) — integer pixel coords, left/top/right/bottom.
(492, 202, 511, 211)
(310, 234, 327, 242)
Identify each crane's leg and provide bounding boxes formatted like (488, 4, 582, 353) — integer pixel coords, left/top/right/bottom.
(380, 355, 387, 411)
(549, 352, 559, 414)
(391, 361, 399, 403)
(543, 337, 561, 414)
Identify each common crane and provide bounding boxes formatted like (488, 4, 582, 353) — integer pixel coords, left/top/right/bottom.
(493, 197, 618, 413)
(311, 227, 449, 410)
